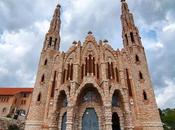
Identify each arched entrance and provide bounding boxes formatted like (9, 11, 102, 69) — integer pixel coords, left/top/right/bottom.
(82, 108, 99, 130)
(112, 113, 121, 130)
(74, 83, 105, 130)
(56, 90, 68, 130)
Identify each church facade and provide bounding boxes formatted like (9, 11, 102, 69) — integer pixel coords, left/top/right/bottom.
(25, 0, 163, 130)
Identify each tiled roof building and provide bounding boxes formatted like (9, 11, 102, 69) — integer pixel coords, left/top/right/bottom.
(0, 88, 33, 119)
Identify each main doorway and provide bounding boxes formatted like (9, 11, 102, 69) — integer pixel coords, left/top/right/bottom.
(82, 108, 99, 130)
(112, 112, 121, 130)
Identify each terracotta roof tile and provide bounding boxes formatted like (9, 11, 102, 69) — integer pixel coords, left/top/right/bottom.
(0, 88, 33, 95)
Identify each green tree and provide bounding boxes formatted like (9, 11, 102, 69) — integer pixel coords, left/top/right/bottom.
(159, 108, 175, 130)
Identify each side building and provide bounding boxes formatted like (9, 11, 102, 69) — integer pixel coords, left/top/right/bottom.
(0, 88, 33, 120)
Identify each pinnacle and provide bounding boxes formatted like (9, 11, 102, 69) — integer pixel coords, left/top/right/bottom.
(88, 31, 93, 35)
(56, 4, 61, 8)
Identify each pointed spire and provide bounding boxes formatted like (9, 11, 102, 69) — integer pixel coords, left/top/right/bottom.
(120, 0, 142, 47)
(121, 0, 130, 15)
(43, 3, 61, 51)
(49, 4, 61, 33)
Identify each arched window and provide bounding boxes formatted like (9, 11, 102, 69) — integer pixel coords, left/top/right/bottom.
(107, 62, 115, 80)
(2, 107, 6, 113)
(49, 37, 52, 46)
(125, 34, 128, 46)
(81, 64, 84, 79)
(115, 67, 119, 82)
(135, 55, 140, 62)
(82, 91, 97, 103)
(139, 71, 143, 80)
(44, 59, 48, 65)
(37, 93, 41, 102)
(130, 32, 135, 43)
(97, 64, 99, 79)
(126, 69, 132, 97)
(62, 69, 66, 84)
(51, 71, 57, 98)
(112, 92, 120, 107)
(57, 91, 68, 108)
(41, 74, 45, 83)
(70, 64, 73, 80)
(143, 91, 148, 100)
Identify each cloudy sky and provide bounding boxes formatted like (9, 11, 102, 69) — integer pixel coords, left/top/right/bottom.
(0, 0, 175, 109)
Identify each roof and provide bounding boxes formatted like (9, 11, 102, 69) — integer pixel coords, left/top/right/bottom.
(0, 88, 33, 96)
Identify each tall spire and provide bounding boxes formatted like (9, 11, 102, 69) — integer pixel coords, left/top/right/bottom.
(49, 4, 61, 33)
(43, 3, 61, 51)
(120, 0, 142, 47)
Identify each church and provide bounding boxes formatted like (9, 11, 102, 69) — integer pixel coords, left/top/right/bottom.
(25, 0, 163, 130)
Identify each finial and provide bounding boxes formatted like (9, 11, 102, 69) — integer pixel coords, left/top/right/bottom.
(103, 39, 108, 43)
(88, 31, 93, 35)
(57, 4, 61, 8)
(72, 41, 77, 45)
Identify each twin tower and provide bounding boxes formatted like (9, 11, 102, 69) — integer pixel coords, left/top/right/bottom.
(25, 0, 163, 130)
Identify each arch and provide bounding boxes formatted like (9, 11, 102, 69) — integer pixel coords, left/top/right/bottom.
(57, 90, 68, 110)
(61, 112, 67, 130)
(37, 93, 41, 102)
(135, 55, 140, 62)
(41, 74, 45, 83)
(55, 90, 68, 130)
(112, 112, 121, 130)
(76, 83, 103, 106)
(74, 81, 104, 106)
(130, 32, 135, 43)
(112, 90, 122, 107)
(49, 37, 52, 46)
(82, 108, 99, 130)
(143, 90, 148, 100)
(111, 89, 125, 110)
(44, 59, 48, 65)
(51, 71, 57, 98)
(74, 82, 105, 130)
(139, 71, 143, 80)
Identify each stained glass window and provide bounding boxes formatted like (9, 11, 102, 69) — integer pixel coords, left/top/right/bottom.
(83, 91, 97, 103)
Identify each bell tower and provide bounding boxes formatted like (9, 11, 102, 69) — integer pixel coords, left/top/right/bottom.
(120, 0, 163, 129)
(25, 3, 62, 130)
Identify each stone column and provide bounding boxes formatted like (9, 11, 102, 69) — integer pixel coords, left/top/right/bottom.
(123, 100, 134, 130)
(104, 106, 112, 130)
(66, 106, 74, 130)
(49, 112, 58, 130)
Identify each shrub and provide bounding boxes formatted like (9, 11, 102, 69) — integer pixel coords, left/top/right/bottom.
(8, 124, 20, 130)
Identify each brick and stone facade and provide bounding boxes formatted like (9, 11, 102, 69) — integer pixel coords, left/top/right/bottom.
(25, 0, 163, 130)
